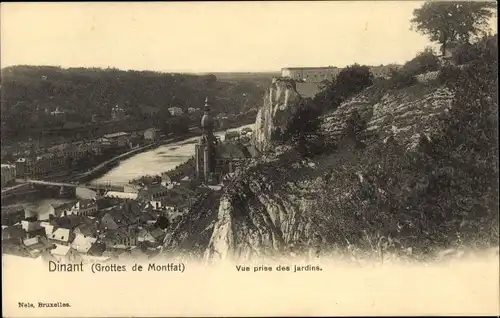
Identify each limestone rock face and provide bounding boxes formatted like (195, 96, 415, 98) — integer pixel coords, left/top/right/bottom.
(253, 77, 302, 152)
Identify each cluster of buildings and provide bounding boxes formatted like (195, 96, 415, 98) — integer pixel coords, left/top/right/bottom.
(2, 95, 261, 261)
(0, 180, 194, 262)
(4, 128, 165, 180)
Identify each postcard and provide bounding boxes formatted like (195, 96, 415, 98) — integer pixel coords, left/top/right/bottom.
(1, 1, 499, 317)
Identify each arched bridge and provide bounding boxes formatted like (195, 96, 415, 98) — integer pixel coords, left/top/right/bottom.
(15, 178, 124, 192)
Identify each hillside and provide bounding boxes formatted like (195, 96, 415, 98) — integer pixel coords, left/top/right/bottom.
(0, 66, 266, 140)
(162, 44, 498, 263)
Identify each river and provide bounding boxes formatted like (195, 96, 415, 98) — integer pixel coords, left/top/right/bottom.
(13, 124, 254, 219)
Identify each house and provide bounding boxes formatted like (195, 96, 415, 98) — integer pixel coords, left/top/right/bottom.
(21, 219, 45, 238)
(139, 105, 160, 119)
(45, 225, 75, 245)
(71, 233, 98, 254)
(137, 228, 166, 246)
(1, 205, 25, 226)
(74, 222, 99, 238)
(102, 228, 139, 248)
(50, 244, 82, 263)
(1, 225, 26, 244)
(144, 128, 161, 142)
(137, 184, 169, 202)
(99, 202, 141, 231)
(23, 236, 54, 258)
(104, 191, 138, 200)
(103, 132, 131, 148)
(95, 137, 113, 149)
(224, 131, 240, 141)
(49, 214, 84, 231)
(47, 201, 77, 219)
(14, 158, 27, 178)
(111, 104, 126, 121)
(70, 199, 98, 217)
(168, 107, 184, 116)
(1, 164, 16, 188)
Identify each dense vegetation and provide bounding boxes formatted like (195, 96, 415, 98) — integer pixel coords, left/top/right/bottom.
(279, 64, 374, 156)
(309, 34, 498, 259)
(0, 66, 265, 141)
(411, 1, 496, 55)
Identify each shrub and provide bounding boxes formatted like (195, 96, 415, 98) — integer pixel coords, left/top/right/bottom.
(336, 64, 374, 99)
(401, 47, 441, 76)
(437, 64, 461, 84)
(282, 98, 324, 156)
(313, 64, 374, 113)
(386, 68, 418, 89)
(451, 42, 482, 65)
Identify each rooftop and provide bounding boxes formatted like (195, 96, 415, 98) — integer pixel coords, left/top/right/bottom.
(50, 244, 72, 256)
(282, 66, 339, 70)
(103, 132, 131, 139)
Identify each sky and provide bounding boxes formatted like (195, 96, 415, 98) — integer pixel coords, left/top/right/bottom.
(1, 1, 497, 73)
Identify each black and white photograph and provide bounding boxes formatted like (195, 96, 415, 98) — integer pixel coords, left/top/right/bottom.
(1, 1, 498, 316)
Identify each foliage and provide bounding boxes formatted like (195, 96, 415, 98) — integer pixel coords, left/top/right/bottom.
(335, 64, 374, 99)
(411, 1, 496, 54)
(343, 109, 367, 148)
(281, 98, 324, 156)
(0, 66, 265, 141)
(156, 216, 170, 229)
(402, 47, 441, 74)
(382, 48, 439, 89)
(313, 64, 374, 112)
(451, 33, 498, 64)
(311, 37, 499, 257)
(385, 68, 418, 90)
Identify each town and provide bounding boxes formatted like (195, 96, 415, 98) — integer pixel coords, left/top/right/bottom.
(1, 96, 258, 264)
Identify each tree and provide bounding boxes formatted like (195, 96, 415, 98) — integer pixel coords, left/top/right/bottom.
(282, 98, 324, 156)
(411, 1, 496, 55)
(335, 64, 374, 99)
(156, 215, 170, 229)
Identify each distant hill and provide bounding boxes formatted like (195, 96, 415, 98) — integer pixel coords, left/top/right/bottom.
(0, 65, 267, 140)
(205, 72, 280, 87)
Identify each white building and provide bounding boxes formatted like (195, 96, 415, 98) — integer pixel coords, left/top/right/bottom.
(281, 66, 341, 82)
(1, 164, 16, 188)
(168, 107, 184, 116)
(69, 199, 98, 217)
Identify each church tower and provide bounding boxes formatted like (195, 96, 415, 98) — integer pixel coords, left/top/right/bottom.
(195, 97, 216, 183)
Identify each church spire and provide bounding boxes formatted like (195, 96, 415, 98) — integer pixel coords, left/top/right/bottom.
(201, 96, 213, 133)
(204, 96, 210, 112)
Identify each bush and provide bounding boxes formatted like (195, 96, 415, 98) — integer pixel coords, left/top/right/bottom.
(313, 64, 374, 113)
(451, 42, 482, 64)
(401, 47, 440, 76)
(282, 98, 324, 156)
(385, 68, 418, 89)
(451, 34, 498, 65)
(437, 64, 461, 84)
(336, 64, 374, 99)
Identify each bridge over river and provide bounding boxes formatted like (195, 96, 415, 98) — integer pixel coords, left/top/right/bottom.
(14, 178, 125, 192)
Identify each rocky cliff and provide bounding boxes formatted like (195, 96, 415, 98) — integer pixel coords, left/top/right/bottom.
(253, 77, 302, 152)
(162, 74, 464, 263)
